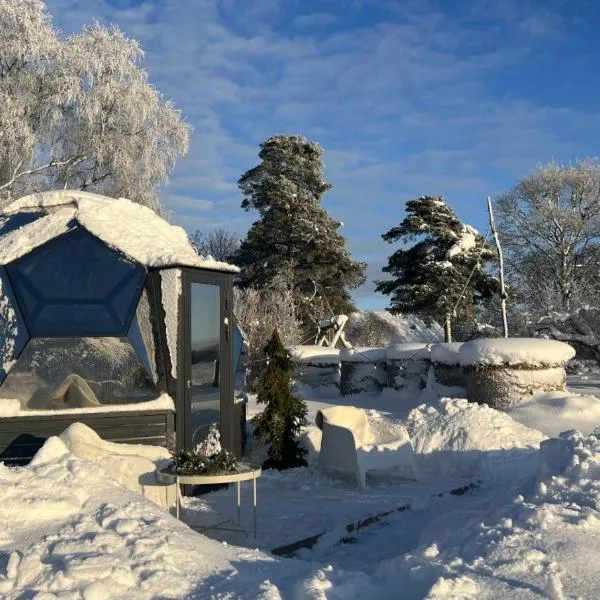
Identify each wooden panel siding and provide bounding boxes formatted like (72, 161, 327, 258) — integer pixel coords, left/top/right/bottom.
(0, 409, 175, 466)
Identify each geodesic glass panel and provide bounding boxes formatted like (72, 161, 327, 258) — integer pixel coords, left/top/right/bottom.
(6, 227, 145, 336)
(0, 337, 157, 410)
(0, 268, 29, 384)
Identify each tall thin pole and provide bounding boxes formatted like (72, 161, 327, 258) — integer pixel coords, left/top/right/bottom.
(487, 197, 508, 337)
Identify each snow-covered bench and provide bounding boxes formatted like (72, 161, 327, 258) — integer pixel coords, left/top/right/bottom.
(56, 423, 177, 510)
(315, 406, 418, 488)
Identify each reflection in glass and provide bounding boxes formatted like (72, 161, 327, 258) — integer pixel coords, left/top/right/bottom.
(0, 337, 156, 409)
(0, 268, 29, 384)
(189, 283, 220, 447)
(128, 288, 158, 383)
(7, 227, 145, 336)
(232, 320, 248, 401)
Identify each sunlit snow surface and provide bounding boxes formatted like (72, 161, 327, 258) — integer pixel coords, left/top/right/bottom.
(2, 376, 600, 598)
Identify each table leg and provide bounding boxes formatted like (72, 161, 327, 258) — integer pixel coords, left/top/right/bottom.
(236, 481, 241, 525)
(253, 472, 257, 538)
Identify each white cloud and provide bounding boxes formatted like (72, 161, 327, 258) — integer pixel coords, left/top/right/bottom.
(42, 0, 600, 307)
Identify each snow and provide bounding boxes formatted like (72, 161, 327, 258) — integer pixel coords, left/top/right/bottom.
(5, 374, 600, 597)
(507, 390, 600, 436)
(405, 397, 546, 480)
(0, 207, 74, 266)
(446, 224, 478, 259)
(430, 342, 463, 365)
(161, 269, 181, 379)
(288, 345, 340, 365)
(459, 338, 576, 367)
(340, 347, 387, 363)
(385, 343, 431, 360)
(1, 190, 239, 272)
(0, 393, 174, 418)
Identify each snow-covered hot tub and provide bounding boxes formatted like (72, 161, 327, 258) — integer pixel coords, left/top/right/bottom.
(288, 345, 341, 387)
(459, 338, 576, 409)
(385, 343, 430, 392)
(430, 342, 467, 389)
(340, 347, 387, 396)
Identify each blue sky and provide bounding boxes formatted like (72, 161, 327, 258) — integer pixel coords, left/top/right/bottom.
(46, 0, 600, 309)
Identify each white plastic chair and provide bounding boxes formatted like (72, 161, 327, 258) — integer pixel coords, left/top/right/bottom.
(315, 406, 418, 488)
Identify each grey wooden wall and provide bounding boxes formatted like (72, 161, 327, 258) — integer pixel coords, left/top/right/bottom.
(0, 409, 175, 465)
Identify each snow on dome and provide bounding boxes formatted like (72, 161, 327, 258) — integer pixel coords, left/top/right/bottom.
(430, 342, 463, 365)
(459, 338, 576, 368)
(446, 224, 478, 259)
(287, 345, 340, 365)
(1, 190, 239, 272)
(339, 347, 386, 362)
(385, 343, 431, 360)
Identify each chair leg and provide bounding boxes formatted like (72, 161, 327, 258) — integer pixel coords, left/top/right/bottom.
(356, 468, 367, 488)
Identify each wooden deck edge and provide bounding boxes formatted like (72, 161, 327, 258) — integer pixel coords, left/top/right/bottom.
(270, 481, 481, 557)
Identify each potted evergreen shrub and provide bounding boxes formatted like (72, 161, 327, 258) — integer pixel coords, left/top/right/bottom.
(252, 329, 308, 470)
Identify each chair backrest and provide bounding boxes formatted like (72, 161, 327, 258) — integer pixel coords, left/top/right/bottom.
(315, 405, 373, 445)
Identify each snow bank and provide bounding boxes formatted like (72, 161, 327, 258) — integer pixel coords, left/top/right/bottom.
(340, 347, 387, 363)
(2, 190, 238, 272)
(405, 398, 546, 479)
(430, 342, 463, 365)
(0, 393, 174, 418)
(459, 337, 576, 367)
(288, 345, 340, 365)
(507, 390, 600, 437)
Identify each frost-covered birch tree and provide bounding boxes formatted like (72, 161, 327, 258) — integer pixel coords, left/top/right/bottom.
(0, 0, 190, 212)
(496, 160, 600, 315)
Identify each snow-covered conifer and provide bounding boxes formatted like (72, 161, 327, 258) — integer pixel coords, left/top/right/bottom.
(234, 135, 366, 330)
(376, 196, 498, 341)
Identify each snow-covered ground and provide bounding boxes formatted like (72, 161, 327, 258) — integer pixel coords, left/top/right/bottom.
(3, 375, 600, 598)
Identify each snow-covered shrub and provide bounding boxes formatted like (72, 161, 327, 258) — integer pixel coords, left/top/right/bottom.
(536, 307, 600, 364)
(459, 338, 576, 409)
(344, 310, 441, 348)
(233, 287, 301, 387)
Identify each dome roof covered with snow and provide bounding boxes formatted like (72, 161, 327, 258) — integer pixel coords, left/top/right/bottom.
(0, 190, 239, 272)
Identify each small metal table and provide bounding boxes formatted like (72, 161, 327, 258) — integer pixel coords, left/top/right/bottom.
(157, 466, 262, 538)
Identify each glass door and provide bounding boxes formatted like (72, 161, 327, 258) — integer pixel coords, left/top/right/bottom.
(183, 272, 232, 451)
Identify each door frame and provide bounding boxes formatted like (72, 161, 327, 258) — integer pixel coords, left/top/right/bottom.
(177, 268, 234, 452)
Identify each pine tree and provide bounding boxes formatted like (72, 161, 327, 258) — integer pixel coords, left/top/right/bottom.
(252, 329, 308, 470)
(376, 196, 498, 341)
(235, 135, 366, 331)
